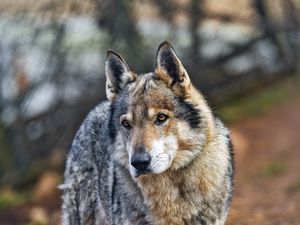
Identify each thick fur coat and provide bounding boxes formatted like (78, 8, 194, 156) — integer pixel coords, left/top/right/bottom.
(61, 42, 234, 225)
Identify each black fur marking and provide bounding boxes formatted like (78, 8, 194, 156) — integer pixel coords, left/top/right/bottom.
(160, 50, 181, 82)
(227, 134, 234, 179)
(175, 97, 201, 129)
(178, 185, 189, 201)
(108, 58, 125, 92)
(225, 134, 234, 210)
(156, 42, 183, 82)
(111, 169, 117, 214)
(189, 199, 219, 224)
(184, 213, 207, 225)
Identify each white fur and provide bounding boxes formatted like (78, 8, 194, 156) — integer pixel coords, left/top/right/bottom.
(129, 135, 178, 177)
(129, 149, 136, 177)
(148, 135, 177, 174)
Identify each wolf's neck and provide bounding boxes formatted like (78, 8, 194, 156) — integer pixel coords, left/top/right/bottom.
(136, 155, 217, 225)
(136, 132, 229, 225)
(137, 172, 185, 225)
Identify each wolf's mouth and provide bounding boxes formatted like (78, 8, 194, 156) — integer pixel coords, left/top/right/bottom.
(134, 168, 152, 177)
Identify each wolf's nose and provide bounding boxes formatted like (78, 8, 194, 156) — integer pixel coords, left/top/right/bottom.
(131, 151, 151, 171)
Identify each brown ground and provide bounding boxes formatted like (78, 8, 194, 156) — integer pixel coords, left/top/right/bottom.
(227, 95, 300, 225)
(1, 94, 300, 225)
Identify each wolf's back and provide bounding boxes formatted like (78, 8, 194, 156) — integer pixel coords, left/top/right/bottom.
(61, 101, 114, 225)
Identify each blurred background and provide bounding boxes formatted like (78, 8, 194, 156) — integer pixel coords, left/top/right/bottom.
(0, 0, 300, 224)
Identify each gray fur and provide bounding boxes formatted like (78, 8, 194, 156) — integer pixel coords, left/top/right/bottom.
(61, 100, 233, 225)
(61, 42, 234, 225)
(61, 102, 151, 225)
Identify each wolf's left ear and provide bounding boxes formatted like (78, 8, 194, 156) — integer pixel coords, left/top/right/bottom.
(105, 50, 136, 102)
(155, 41, 190, 88)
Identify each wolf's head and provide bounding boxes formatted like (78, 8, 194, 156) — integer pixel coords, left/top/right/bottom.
(105, 41, 214, 178)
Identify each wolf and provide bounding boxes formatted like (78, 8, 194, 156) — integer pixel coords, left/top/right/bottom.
(61, 41, 234, 225)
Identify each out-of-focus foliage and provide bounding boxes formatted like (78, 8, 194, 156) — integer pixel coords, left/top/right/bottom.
(218, 76, 300, 123)
(0, 0, 300, 186)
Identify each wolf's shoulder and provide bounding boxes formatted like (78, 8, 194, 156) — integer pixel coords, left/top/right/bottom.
(61, 101, 114, 225)
(63, 100, 112, 189)
(66, 101, 111, 164)
(87, 101, 111, 124)
(74, 100, 110, 140)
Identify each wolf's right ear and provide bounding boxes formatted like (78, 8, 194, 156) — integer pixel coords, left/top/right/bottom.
(105, 50, 136, 102)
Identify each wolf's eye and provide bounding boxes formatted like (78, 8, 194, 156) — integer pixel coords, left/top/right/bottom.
(121, 119, 131, 129)
(156, 113, 169, 124)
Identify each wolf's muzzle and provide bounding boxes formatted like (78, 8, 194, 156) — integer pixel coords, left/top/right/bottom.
(131, 148, 151, 172)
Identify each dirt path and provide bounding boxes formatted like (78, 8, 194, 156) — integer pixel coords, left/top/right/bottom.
(227, 96, 300, 225)
(1, 94, 300, 225)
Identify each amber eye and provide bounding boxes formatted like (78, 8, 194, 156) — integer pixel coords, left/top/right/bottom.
(121, 119, 131, 129)
(156, 113, 169, 124)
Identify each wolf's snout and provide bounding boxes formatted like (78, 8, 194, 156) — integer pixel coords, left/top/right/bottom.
(131, 150, 151, 171)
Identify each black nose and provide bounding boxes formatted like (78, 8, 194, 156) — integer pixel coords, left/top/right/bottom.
(131, 150, 151, 171)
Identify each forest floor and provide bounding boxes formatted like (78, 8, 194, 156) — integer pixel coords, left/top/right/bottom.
(227, 86, 300, 225)
(1, 78, 300, 225)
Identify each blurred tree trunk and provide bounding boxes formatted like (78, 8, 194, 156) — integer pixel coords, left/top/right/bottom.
(188, 0, 203, 75)
(0, 122, 14, 184)
(253, 0, 290, 68)
(280, 0, 300, 71)
(152, 0, 176, 23)
(151, 0, 178, 39)
(94, 0, 147, 71)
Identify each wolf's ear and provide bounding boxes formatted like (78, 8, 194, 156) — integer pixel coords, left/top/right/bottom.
(105, 50, 136, 102)
(155, 41, 190, 89)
